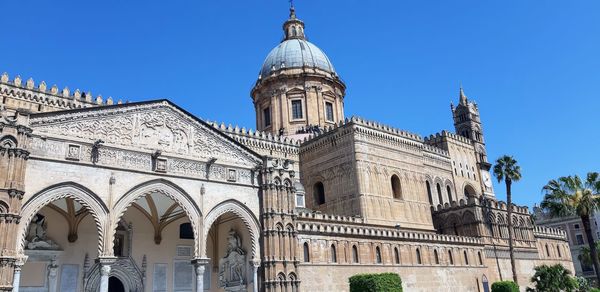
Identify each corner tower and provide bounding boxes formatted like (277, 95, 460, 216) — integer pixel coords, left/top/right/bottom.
(251, 6, 346, 137)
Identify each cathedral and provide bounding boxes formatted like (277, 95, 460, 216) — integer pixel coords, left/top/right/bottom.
(0, 6, 573, 292)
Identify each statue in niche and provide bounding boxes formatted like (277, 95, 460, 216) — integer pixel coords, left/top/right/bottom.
(218, 229, 247, 291)
(26, 214, 60, 250)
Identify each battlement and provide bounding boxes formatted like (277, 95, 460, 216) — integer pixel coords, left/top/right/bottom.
(433, 196, 530, 215)
(533, 226, 568, 241)
(296, 211, 483, 245)
(299, 116, 451, 158)
(299, 116, 422, 144)
(208, 121, 301, 147)
(0, 72, 122, 111)
(424, 130, 473, 146)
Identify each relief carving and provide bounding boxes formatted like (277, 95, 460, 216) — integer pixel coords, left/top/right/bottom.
(30, 103, 260, 167)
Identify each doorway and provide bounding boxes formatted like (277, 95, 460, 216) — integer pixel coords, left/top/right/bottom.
(108, 277, 125, 292)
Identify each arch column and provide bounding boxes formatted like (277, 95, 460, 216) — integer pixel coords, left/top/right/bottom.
(250, 259, 261, 292)
(11, 257, 26, 292)
(192, 258, 209, 292)
(97, 257, 116, 292)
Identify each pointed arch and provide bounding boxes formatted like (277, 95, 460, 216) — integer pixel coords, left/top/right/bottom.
(203, 199, 260, 260)
(111, 179, 202, 257)
(17, 182, 109, 255)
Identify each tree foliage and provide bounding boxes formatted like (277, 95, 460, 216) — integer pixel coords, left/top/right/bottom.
(526, 264, 577, 292)
(349, 273, 403, 292)
(491, 281, 519, 292)
(541, 172, 600, 283)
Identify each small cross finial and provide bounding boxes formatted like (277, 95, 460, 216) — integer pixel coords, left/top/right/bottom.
(289, 0, 296, 18)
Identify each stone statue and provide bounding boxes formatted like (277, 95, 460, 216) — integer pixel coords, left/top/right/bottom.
(26, 214, 59, 250)
(218, 229, 247, 291)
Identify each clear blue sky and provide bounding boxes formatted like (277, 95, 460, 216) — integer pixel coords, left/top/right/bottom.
(1, 1, 598, 209)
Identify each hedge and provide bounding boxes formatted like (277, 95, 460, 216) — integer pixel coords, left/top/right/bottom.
(491, 281, 519, 292)
(349, 273, 403, 292)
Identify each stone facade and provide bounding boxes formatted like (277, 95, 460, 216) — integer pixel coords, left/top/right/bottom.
(0, 6, 575, 292)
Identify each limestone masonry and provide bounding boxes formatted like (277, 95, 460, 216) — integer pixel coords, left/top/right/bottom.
(0, 6, 572, 292)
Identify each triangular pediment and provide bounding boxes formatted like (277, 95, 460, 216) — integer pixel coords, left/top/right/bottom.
(29, 100, 262, 167)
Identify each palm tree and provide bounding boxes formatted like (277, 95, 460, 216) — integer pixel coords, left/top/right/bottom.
(541, 172, 600, 283)
(493, 155, 522, 284)
(578, 241, 600, 268)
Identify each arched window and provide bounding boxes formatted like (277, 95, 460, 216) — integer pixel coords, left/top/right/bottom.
(303, 242, 310, 262)
(436, 183, 443, 205)
(391, 175, 402, 199)
(464, 184, 476, 197)
(416, 248, 422, 265)
(434, 250, 440, 264)
(394, 247, 400, 264)
(375, 247, 382, 264)
(314, 182, 325, 205)
(426, 181, 433, 205)
(464, 251, 469, 265)
(478, 251, 483, 265)
(179, 223, 194, 239)
(331, 244, 337, 263)
(557, 245, 562, 258)
(352, 245, 359, 263)
(448, 250, 454, 265)
(446, 185, 453, 203)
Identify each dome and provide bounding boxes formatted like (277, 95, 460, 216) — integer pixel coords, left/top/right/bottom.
(259, 39, 336, 79)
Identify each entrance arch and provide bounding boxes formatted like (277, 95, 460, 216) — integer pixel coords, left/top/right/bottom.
(111, 179, 202, 257)
(108, 277, 125, 292)
(16, 182, 108, 255)
(203, 200, 260, 259)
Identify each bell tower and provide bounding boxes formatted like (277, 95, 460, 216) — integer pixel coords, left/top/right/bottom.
(451, 87, 495, 198)
(251, 6, 346, 137)
(452, 87, 487, 162)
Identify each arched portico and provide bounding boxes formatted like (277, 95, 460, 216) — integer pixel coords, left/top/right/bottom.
(15, 182, 109, 292)
(17, 182, 108, 255)
(203, 200, 261, 292)
(203, 199, 260, 260)
(110, 179, 203, 258)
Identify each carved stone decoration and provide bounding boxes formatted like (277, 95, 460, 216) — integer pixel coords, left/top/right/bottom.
(84, 257, 144, 292)
(65, 144, 81, 161)
(29, 101, 262, 167)
(218, 229, 247, 291)
(25, 214, 60, 250)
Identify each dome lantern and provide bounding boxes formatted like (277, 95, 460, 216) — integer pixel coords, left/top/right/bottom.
(283, 5, 305, 40)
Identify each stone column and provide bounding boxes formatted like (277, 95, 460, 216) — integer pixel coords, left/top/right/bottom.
(96, 258, 116, 292)
(192, 258, 209, 292)
(11, 257, 26, 292)
(250, 259, 261, 292)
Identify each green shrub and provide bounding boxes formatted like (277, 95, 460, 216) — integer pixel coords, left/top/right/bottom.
(590, 289, 600, 292)
(526, 264, 577, 292)
(349, 273, 403, 292)
(491, 281, 519, 292)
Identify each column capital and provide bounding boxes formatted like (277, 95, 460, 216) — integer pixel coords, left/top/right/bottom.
(250, 259, 261, 267)
(191, 257, 210, 266)
(96, 257, 117, 266)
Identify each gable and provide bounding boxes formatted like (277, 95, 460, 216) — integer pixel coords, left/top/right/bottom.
(29, 100, 262, 167)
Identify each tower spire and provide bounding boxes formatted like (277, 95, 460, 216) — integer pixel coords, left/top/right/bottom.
(459, 85, 467, 105)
